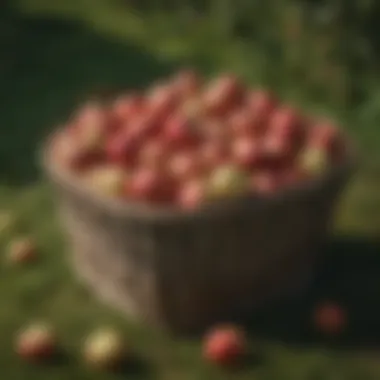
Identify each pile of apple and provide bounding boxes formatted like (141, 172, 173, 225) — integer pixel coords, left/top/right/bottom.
(51, 70, 347, 210)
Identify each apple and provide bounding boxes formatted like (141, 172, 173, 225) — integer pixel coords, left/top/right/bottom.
(126, 167, 175, 204)
(177, 179, 206, 210)
(168, 151, 204, 181)
(105, 130, 140, 168)
(147, 83, 177, 123)
(298, 146, 329, 176)
(73, 103, 109, 150)
(163, 114, 200, 150)
(7, 237, 37, 264)
(84, 165, 126, 197)
(313, 302, 347, 336)
(261, 132, 295, 167)
(228, 109, 255, 137)
(15, 322, 56, 362)
(309, 122, 345, 161)
(138, 138, 169, 171)
(231, 137, 263, 170)
(251, 171, 279, 194)
(83, 328, 126, 370)
(172, 69, 202, 99)
(201, 118, 229, 143)
(203, 324, 247, 367)
(199, 140, 229, 170)
(279, 167, 309, 188)
(181, 97, 204, 120)
(246, 90, 277, 126)
(269, 107, 304, 142)
(203, 74, 244, 116)
(207, 164, 250, 199)
(52, 131, 102, 171)
(111, 94, 145, 123)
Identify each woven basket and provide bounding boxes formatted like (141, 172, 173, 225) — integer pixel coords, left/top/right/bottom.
(42, 136, 354, 333)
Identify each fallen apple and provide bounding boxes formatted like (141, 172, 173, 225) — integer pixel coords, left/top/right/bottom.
(7, 237, 37, 264)
(83, 327, 126, 370)
(15, 322, 56, 362)
(313, 301, 347, 336)
(203, 324, 247, 367)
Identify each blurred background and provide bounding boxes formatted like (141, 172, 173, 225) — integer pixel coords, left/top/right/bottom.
(2, 1, 380, 379)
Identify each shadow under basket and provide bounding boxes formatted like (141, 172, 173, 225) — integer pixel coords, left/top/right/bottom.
(43, 150, 354, 333)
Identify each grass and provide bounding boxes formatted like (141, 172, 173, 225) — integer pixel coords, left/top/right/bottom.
(2, 6, 380, 380)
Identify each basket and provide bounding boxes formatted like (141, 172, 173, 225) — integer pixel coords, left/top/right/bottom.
(42, 136, 354, 333)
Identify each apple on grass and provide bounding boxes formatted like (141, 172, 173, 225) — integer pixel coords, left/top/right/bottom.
(7, 237, 37, 265)
(15, 322, 56, 362)
(83, 328, 126, 370)
(313, 301, 347, 336)
(203, 324, 247, 367)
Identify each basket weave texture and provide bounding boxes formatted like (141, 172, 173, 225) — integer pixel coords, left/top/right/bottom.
(43, 142, 353, 333)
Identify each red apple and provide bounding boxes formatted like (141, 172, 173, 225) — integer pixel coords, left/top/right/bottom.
(111, 94, 145, 123)
(203, 74, 244, 116)
(138, 138, 169, 171)
(231, 137, 263, 170)
(147, 83, 177, 123)
(176, 179, 206, 210)
(228, 109, 255, 137)
(269, 107, 304, 141)
(246, 90, 277, 126)
(261, 132, 295, 167)
(52, 131, 103, 171)
(172, 69, 202, 99)
(201, 118, 229, 143)
(105, 130, 140, 168)
(126, 168, 175, 204)
(308, 122, 345, 161)
(73, 103, 109, 150)
(203, 324, 247, 367)
(199, 140, 229, 170)
(15, 323, 56, 362)
(83, 328, 126, 370)
(251, 171, 279, 194)
(168, 151, 204, 180)
(163, 114, 200, 150)
(313, 302, 347, 336)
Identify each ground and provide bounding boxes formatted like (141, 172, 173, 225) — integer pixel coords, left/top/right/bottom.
(2, 8, 380, 380)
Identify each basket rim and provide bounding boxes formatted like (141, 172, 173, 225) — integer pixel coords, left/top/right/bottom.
(40, 129, 357, 221)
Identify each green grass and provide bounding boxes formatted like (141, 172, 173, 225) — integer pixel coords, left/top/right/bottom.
(2, 7, 380, 380)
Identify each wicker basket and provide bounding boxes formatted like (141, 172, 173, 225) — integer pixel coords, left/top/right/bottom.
(42, 137, 354, 333)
